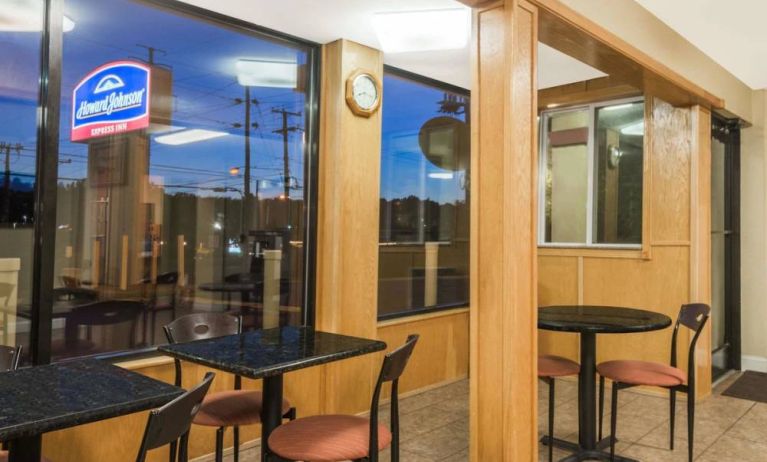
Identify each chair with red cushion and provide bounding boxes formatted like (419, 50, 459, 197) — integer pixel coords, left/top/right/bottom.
(597, 304, 710, 462)
(538, 355, 580, 462)
(268, 334, 419, 462)
(164, 313, 296, 462)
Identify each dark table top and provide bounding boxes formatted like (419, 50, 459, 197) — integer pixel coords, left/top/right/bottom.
(0, 359, 182, 440)
(538, 305, 672, 334)
(158, 326, 387, 379)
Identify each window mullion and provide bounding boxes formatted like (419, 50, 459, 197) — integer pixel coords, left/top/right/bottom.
(585, 104, 596, 246)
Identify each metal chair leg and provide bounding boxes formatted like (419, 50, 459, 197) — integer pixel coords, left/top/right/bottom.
(610, 384, 619, 462)
(215, 427, 224, 462)
(284, 407, 296, 421)
(669, 389, 676, 450)
(687, 391, 695, 462)
(233, 425, 240, 462)
(169, 440, 177, 462)
(599, 375, 605, 440)
(548, 378, 555, 462)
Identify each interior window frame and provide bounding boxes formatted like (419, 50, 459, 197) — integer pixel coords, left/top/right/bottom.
(537, 96, 645, 249)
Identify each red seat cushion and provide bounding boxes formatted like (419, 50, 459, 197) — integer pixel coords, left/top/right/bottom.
(193, 390, 291, 427)
(598, 360, 686, 387)
(538, 355, 580, 378)
(268, 415, 392, 462)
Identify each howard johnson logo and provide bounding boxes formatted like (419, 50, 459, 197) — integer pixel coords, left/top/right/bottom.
(71, 61, 151, 142)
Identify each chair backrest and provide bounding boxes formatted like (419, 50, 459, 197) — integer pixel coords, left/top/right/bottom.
(68, 300, 145, 326)
(368, 334, 419, 462)
(0, 345, 21, 372)
(164, 313, 241, 387)
(670, 303, 710, 386)
(135, 372, 215, 462)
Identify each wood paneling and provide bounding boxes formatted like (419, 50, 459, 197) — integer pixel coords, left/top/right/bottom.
(539, 76, 641, 110)
(471, 1, 539, 460)
(532, 0, 723, 109)
(315, 39, 384, 415)
(376, 309, 469, 397)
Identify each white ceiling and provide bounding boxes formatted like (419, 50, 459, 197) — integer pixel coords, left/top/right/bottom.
(183, 0, 606, 90)
(636, 0, 767, 90)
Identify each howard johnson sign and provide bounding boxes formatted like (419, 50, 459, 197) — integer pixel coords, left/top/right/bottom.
(71, 60, 151, 142)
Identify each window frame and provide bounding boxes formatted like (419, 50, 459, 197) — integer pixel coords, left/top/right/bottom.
(377, 65, 471, 322)
(32, 0, 322, 364)
(537, 96, 645, 250)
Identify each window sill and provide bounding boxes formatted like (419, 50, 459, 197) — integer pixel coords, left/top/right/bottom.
(538, 246, 648, 260)
(377, 306, 470, 328)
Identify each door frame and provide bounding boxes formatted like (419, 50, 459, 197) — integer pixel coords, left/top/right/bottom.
(712, 115, 741, 372)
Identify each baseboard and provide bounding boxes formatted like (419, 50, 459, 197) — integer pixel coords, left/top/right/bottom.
(742, 355, 767, 372)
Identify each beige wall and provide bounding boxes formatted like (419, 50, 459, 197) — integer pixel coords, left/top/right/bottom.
(741, 90, 767, 370)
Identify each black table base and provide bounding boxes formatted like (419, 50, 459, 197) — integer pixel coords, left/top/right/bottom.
(541, 436, 639, 462)
(8, 435, 41, 462)
(261, 374, 284, 462)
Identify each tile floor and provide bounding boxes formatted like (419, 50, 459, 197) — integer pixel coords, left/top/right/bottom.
(195, 373, 767, 462)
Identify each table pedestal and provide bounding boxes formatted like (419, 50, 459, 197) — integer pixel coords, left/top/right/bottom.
(261, 374, 284, 462)
(8, 435, 41, 462)
(541, 332, 638, 462)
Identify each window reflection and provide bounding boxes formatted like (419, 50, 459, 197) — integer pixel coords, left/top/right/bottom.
(0, 0, 44, 364)
(378, 70, 470, 318)
(53, 0, 314, 359)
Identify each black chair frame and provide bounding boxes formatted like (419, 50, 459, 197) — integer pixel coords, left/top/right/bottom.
(273, 334, 419, 462)
(598, 303, 710, 462)
(135, 372, 215, 462)
(164, 313, 296, 462)
(539, 376, 556, 462)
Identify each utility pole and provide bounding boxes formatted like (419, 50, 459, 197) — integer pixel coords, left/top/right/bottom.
(271, 107, 301, 199)
(0, 143, 10, 223)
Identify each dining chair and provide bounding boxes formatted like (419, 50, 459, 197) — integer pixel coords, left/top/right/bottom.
(538, 355, 580, 462)
(135, 372, 215, 462)
(267, 334, 419, 462)
(141, 271, 179, 345)
(164, 313, 295, 462)
(597, 303, 710, 462)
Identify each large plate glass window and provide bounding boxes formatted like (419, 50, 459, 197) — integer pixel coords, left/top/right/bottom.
(540, 98, 644, 247)
(0, 0, 44, 364)
(53, 0, 316, 360)
(378, 68, 470, 319)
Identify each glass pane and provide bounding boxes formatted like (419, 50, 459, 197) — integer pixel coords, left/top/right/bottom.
(54, 0, 313, 359)
(0, 0, 43, 364)
(711, 135, 726, 352)
(593, 101, 644, 245)
(543, 109, 589, 244)
(378, 73, 470, 318)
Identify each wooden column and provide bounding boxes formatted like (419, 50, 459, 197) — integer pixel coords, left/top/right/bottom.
(470, 1, 539, 460)
(690, 105, 712, 398)
(315, 39, 383, 414)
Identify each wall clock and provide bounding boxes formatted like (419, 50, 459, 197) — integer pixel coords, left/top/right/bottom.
(345, 70, 381, 117)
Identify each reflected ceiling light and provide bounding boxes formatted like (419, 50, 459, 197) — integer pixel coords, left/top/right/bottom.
(602, 103, 635, 112)
(155, 128, 229, 145)
(428, 172, 455, 180)
(373, 8, 470, 53)
(0, 2, 75, 32)
(236, 59, 297, 88)
(620, 121, 644, 136)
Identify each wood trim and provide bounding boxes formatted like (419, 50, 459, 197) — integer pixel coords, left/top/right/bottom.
(539, 76, 641, 110)
(377, 307, 470, 328)
(641, 97, 653, 260)
(532, 0, 724, 109)
(471, 1, 538, 459)
(116, 355, 174, 371)
(538, 247, 645, 260)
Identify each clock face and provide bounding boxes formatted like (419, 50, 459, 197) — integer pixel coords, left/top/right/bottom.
(352, 74, 379, 110)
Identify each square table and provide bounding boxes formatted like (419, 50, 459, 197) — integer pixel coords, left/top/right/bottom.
(158, 325, 387, 461)
(0, 358, 183, 462)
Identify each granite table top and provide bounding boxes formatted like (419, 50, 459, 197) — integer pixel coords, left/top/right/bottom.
(158, 326, 387, 379)
(0, 359, 182, 440)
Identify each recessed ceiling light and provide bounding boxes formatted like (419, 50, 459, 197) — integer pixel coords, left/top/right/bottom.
(236, 59, 298, 88)
(620, 121, 644, 136)
(373, 8, 470, 54)
(602, 103, 635, 112)
(155, 129, 229, 146)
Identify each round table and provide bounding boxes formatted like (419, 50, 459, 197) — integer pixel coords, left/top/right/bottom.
(538, 305, 672, 462)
